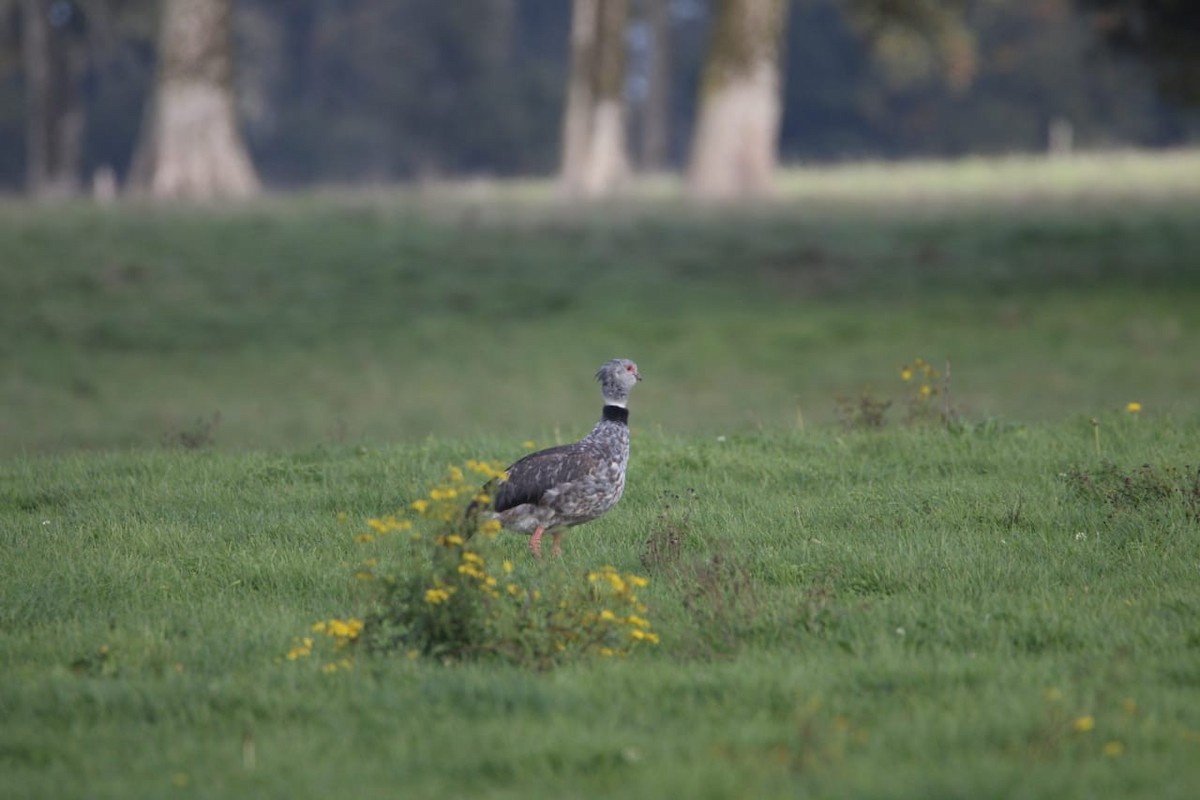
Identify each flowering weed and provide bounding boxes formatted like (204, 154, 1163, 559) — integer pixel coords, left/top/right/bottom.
(290, 460, 659, 671)
(836, 357, 955, 429)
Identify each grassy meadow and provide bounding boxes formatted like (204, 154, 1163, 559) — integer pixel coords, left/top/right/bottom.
(2, 150, 1200, 798)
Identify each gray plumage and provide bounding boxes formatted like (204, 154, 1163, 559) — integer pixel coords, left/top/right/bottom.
(488, 358, 641, 558)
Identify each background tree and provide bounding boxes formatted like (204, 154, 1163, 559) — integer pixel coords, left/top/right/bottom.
(129, 0, 258, 199)
(21, 0, 88, 197)
(687, 0, 788, 200)
(559, 0, 629, 197)
(635, 0, 670, 171)
(0, 0, 1197, 190)
(1078, 0, 1200, 106)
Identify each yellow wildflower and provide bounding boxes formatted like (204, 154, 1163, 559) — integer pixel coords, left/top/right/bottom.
(598, 609, 616, 622)
(506, 583, 521, 596)
(325, 618, 363, 641)
(448, 465, 464, 482)
(461, 552, 484, 565)
(900, 367, 913, 382)
(522, 440, 536, 449)
(919, 384, 932, 398)
(1103, 741, 1124, 758)
(627, 575, 649, 589)
(458, 564, 485, 580)
(286, 637, 313, 660)
(502, 559, 514, 573)
(354, 533, 375, 544)
(624, 614, 650, 629)
(1126, 402, 1142, 414)
(411, 499, 430, 514)
(1073, 715, 1095, 733)
(424, 588, 451, 605)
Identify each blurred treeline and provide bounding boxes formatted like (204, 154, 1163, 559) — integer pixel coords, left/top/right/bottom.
(0, 0, 1197, 190)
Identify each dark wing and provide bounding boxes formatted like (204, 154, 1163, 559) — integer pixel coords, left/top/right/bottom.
(492, 442, 599, 512)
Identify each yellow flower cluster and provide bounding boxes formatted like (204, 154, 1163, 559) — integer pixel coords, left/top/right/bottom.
(286, 618, 364, 669)
(424, 587, 454, 605)
(584, 566, 660, 649)
(312, 617, 363, 650)
(286, 637, 314, 661)
(466, 459, 509, 482)
(360, 515, 413, 543)
(395, 460, 510, 527)
(899, 357, 940, 401)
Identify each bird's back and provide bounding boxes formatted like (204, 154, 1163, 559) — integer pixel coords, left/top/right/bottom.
(493, 420, 630, 530)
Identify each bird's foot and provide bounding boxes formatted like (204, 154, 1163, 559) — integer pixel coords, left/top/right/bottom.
(550, 531, 563, 558)
(529, 527, 545, 559)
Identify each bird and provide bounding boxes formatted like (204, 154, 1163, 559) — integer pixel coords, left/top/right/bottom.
(474, 358, 641, 559)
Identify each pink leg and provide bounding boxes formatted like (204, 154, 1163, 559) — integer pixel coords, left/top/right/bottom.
(529, 526, 545, 559)
(550, 531, 564, 558)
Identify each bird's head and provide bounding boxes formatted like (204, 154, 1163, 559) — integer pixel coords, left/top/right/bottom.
(596, 358, 641, 407)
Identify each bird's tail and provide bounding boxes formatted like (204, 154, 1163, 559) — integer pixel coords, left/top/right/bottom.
(462, 478, 500, 540)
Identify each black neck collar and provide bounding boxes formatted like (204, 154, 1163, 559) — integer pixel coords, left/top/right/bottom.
(602, 405, 629, 424)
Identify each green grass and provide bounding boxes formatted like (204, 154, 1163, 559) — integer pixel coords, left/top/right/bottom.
(3, 417, 1200, 798)
(2, 149, 1199, 453)
(3, 150, 1200, 797)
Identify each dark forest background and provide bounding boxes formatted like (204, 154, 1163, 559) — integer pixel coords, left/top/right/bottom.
(1, 0, 1198, 190)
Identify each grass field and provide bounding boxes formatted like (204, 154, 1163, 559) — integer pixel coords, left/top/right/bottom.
(3, 149, 1199, 453)
(2, 150, 1200, 798)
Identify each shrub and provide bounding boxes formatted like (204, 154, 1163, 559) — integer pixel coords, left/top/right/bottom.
(288, 461, 659, 672)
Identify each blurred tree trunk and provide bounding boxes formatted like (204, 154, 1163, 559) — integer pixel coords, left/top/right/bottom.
(22, 0, 86, 197)
(687, 0, 788, 200)
(129, 0, 258, 199)
(638, 0, 670, 170)
(559, 0, 629, 198)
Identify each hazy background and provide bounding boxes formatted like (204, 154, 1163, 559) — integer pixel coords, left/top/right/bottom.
(2, 0, 1198, 192)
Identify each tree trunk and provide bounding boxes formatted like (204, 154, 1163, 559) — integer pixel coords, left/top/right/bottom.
(22, 0, 87, 197)
(129, 0, 258, 199)
(559, 0, 630, 198)
(687, 0, 788, 201)
(638, 0, 670, 171)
